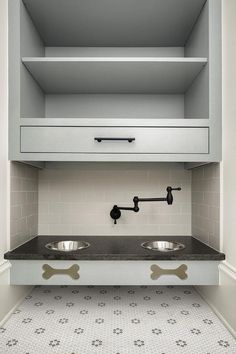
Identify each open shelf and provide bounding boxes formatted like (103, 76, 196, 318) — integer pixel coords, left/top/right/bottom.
(22, 57, 207, 94)
(9, 0, 221, 163)
(22, 0, 206, 46)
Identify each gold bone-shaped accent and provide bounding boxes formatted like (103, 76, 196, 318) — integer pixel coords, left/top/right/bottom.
(42, 264, 80, 280)
(150, 264, 188, 280)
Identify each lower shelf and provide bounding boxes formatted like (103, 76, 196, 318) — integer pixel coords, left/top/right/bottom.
(10, 260, 220, 285)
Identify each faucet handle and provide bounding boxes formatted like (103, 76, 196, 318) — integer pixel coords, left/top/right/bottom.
(166, 186, 181, 205)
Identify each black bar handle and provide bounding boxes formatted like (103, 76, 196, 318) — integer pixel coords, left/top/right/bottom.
(94, 137, 135, 143)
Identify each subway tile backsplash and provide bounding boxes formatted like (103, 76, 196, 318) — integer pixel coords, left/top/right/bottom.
(38, 163, 191, 236)
(10, 162, 38, 248)
(9, 162, 221, 244)
(192, 163, 220, 249)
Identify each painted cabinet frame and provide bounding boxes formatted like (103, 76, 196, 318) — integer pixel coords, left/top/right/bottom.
(9, 0, 222, 164)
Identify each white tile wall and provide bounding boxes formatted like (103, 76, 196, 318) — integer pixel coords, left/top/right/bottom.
(192, 163, 220, 249)
(38, 163, 191, 236)
(9, 162, 221, 245)
(10, 162, 38, 248)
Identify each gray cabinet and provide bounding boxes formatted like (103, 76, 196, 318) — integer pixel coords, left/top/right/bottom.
(9, 0, 221, 164)
(10, 260, 220, 286)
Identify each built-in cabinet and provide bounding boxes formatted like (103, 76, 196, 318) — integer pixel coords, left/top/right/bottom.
(10, 260, 220, 286)
(9, 0, 222, 163)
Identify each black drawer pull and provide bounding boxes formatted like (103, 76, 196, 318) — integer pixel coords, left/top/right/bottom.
(94, 137, 135, 143)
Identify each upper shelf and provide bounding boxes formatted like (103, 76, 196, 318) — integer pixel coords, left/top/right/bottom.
(22, 57, 207, 94)
(22, 0, 206, 46)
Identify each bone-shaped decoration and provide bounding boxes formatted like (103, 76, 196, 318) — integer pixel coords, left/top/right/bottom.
(150, 264, 188, 280)
(42, 264, 80, 280)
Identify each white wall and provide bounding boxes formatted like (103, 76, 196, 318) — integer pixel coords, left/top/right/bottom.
(0, 0, 9, 261)
(0, 0, 31, 323)
(221, 0, 236, 270)
(38, 163, 191, 236)
(197, 0, 236, 336)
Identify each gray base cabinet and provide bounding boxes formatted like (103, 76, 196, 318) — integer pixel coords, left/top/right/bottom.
(10, 260, 220, 286)
(9, 0, 221, 164)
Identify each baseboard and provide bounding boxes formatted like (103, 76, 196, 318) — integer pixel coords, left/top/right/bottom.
(195, 261, 236, 339)
(0, 260, 11, 274)
(0, 260, 33, 327)
(219, 261, 236, 281)
(0, 286, 33, 327)
(195, 287, 236, 339)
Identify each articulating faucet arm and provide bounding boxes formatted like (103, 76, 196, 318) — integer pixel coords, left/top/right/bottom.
(110, 186, 181, 224)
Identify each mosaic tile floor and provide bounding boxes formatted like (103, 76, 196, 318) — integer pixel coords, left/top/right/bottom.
(0, 286, 236, 354)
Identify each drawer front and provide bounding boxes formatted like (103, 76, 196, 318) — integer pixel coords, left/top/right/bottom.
(21, 127, 209, 154)
(10, 260, 219, 286)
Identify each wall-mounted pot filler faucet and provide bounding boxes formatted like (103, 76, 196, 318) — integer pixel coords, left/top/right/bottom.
(110, 186, 181, 224)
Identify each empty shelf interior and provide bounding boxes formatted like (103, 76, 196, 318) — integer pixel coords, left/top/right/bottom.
(19, 0, 210, 121)
(22, 57, 207, 94)
(22, 0, 207, 46)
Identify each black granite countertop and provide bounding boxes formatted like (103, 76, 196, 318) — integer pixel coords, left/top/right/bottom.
(4, 236, 225, 261)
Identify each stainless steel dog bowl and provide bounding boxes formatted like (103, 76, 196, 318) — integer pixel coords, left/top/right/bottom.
(45, 240, 90, 252)
(141, 241, 185, 252)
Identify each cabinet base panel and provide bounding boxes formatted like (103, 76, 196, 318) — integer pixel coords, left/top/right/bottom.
(10, 260, 220, 286)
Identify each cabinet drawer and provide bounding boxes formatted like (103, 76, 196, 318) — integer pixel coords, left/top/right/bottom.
(21, 126, 209, 154)
(10, 260, 219, 286)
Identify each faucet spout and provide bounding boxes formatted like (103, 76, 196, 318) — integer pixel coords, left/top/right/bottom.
(110, 186, 181, 224)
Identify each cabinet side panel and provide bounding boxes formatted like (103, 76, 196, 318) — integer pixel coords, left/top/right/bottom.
(185, 0, 222, 161)
(208, 0, 222, 160)
(185, 1, 209, 119)
(185, 2, 209, 58)
(20, 67, 45, 118)
(20, 1, 45, 118)
(9, 0, 21, 159)
(20, 2, 45, 57)
(185, 68, 209, 119)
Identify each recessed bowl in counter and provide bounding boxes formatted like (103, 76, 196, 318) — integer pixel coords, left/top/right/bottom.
(141, 241, 185, 252)
(45, 240, 90, 252)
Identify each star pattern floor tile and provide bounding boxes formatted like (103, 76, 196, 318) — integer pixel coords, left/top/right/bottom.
(0, 286, 235, 354)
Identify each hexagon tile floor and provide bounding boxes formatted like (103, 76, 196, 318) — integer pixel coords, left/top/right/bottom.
(0, 286, 236, 354)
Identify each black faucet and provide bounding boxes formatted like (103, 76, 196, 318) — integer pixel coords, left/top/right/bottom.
(110, 186, 181, 224)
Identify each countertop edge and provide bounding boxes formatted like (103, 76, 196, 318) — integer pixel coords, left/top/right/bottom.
(4, 254, 226, 261)
(4, 235, 225, 261)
